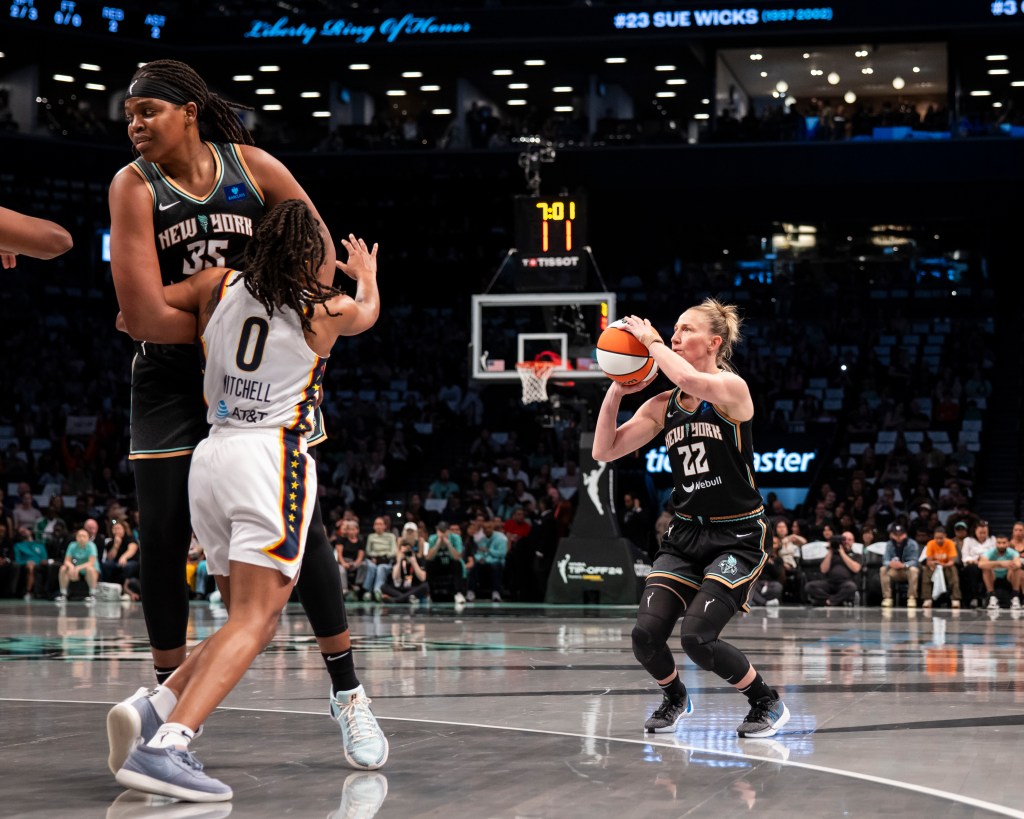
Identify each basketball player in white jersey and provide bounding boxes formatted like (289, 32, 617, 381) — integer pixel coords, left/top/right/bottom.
(114, 200, 380, 801)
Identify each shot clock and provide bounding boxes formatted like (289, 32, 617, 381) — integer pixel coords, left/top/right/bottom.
(514, 194, 587, 256)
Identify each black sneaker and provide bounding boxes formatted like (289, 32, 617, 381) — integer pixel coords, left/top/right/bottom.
(737, 690, 790, 738)
(644, 694, 694, 733)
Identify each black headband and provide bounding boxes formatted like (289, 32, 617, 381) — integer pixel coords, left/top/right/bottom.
(125, 77, 194, 106)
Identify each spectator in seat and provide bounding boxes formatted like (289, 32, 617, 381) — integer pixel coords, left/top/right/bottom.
(1010, 521, 1024, 557)
(14, 526, 52, 600)
(880, 524, 920, 608)
(358, 516, 398, 602)
(426, 521, 465, 604)
(381, 535, 430, 604)
(921, 526, 961, 609)
(56, 527, 99, 603)
(13, 491, 42, 532)
(749, 536, 785, 607)
(427, 467, 459, 501)
(0, 520, 17, 597)
(621, 493, 651, 559)
(100, 520, 139, 587)
(806, 533, 862, 607)
(961, 520, 995, 608)
(469, 517, 507, 602)
(333, 519, 365, 600)
(979, 534, 1022, 610)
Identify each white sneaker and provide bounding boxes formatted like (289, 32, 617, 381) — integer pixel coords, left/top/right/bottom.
(988, 595, 1000, 610)
(766, 598, 780, 607)
(465, 590, 476, 602)
(330, 686, 389, 771)
(1011, 597, 1022, 610)
(491, 591, 502, 602)
(453, 592, 466, 605)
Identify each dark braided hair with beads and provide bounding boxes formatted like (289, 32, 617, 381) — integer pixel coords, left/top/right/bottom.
(130, 59, 254, 150)
(237, 199, 344, 334)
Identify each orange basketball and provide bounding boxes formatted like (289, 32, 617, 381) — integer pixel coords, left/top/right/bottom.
(595, 321, 659, 385)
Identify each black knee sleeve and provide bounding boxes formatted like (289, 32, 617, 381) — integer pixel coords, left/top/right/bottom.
(135, 456, 194, 651)
(679, 591, 749, 682)
(632, 586, 685, 680)
(295, 497, 349, 638)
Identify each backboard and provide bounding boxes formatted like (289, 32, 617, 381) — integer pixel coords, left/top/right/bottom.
(471, 292, 616, 382)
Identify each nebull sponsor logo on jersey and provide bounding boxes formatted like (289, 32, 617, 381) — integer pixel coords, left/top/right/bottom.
(157, 214, 254, 251)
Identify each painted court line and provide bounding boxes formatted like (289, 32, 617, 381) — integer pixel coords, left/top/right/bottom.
(4, 696, 1021, 818)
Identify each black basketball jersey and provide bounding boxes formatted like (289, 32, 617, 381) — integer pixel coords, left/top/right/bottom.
(129, 141, 265, 283)
(662, 387, 764, 524)
(127, 142, 265, 457)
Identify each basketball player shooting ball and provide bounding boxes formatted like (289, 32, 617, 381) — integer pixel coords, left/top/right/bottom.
(113, 200, 379, 801)
(592, 299, 789, 738)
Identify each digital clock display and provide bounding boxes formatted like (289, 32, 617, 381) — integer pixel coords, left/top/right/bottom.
(514, 194, 587, 256)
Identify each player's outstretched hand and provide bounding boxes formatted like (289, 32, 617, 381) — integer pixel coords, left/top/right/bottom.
(335, 234, 378, 281)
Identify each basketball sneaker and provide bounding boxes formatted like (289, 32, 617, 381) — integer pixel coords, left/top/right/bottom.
(107, 687, 162, 774)
(330, 686, 389, 770)
(737, 691, 790, 738)
(106, 789, 234, 819)
(644, 694, 694, 733)
(115, 745, 232, 802)
(328, 772, 389, 819)
(988, 595, 1000, 609)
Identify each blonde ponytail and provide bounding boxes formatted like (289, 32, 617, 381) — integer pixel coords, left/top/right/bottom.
(693, 298, 743, 371)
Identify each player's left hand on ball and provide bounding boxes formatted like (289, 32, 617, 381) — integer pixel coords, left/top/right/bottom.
(620, 315, 660, 346)
(335, 234, 378, 281)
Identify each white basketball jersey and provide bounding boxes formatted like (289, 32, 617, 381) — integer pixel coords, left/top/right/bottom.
(202, 271, 326, 437)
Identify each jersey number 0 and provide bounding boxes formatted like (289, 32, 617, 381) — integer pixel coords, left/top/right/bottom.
(235, 316, 269, 372)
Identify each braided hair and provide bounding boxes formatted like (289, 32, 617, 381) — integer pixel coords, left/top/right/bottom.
(131, 59, 254, 148)
(238, 199, 344, 334)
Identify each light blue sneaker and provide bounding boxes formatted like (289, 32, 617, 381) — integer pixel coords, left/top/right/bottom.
(329, 686, 389, 770)
(115, 745, 232, 802)
(107, 688, 162, 774)
(328, 772, 388, 819)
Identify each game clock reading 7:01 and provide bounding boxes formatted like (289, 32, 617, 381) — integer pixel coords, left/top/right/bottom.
(514, 194, 588, 256)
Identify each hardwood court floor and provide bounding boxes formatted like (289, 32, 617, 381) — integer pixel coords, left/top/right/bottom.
(2, 599, 1022, 818)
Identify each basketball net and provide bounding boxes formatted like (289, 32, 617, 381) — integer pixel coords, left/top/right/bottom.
(516, 361, 557, 404)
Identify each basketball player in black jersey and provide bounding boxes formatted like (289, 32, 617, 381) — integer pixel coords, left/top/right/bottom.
(593, 299, 790, 739)
(105, 60, 386, 772)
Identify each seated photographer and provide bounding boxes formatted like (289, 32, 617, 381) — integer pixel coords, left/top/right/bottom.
(806, 531, 862, 607)
(381, 538, 430, 604)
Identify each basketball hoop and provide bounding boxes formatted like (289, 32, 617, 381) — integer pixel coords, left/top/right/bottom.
(516, 361, 558, 404)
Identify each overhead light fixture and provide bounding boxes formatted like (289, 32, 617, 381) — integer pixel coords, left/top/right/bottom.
(892, 76, 905, 90)
(553, 86, 573, 92)
(262, 104, 282, 110)
(844, 91, 857, 104)
(970, 90, 992, 96)
(506, 99, 527, 106)
(656, 91, 676, 98)
(701, 98, 710, 104)
(810, 69, 823, 76)
(912, 66, 921, 73)
(694, 113, 710, 119)
(605, 57, 627, 64)
(53, 74, 74, 82)
(401, 71, 423, 78)
(524, 59, 545, 66)
(861, 67, 874, 75)
(993, 101, 1004, 108)
(760, 71, 768, 78)
(258, 65, 280, 72)
(431, 108, 452, 115)
(554, 106, 573, 112)
(785, 96, 796, 106)
(386, 90, 407, 96)
(986, 55, 1009, 61)
(493, 69, 513, 76)
(989, 69, 1010, 75)
(85, 83, 106, 91)
(1012, 81, 1024, 87)
(312, 111, 331, 117)
(80, 63, 101, 71)
(348, 63, 370, 70)
(420, 85, 441, 91)
(508, 83, 528, 89)
(233, 74, 253, 82)
(749, 53, 762, 61)
(775, 80, 789, 93)
(802, 53, 810, 59)
(655, 65, 675, 72)
(255, 88, 275, 95)
(300, 91, 321, 98)
(855, 49, 869, 58)
(666, 79, 687, 86)
(827, 72, 840, 85)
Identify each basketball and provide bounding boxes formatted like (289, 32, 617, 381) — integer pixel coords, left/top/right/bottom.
(595, 320, 659, 385)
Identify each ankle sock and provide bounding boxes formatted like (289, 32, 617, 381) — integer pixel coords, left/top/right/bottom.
(658, 673, 688, 704)
(739, 673, 774, 705)
(147, 722, 195, 750)
(323, 650, 360, 696)
(147, 685, 178, 722)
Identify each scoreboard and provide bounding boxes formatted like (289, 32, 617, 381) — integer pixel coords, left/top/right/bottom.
(514, 194, 590, 291)
(8, 0, 168, 39)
